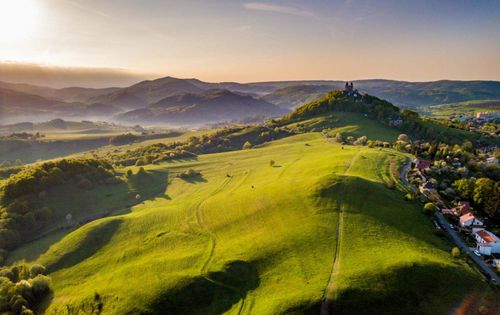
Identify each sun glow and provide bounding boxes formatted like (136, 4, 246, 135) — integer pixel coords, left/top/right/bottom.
(0, 0, 39, 43)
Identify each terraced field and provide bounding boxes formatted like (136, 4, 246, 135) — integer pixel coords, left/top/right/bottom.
(9, 133, 480, 314)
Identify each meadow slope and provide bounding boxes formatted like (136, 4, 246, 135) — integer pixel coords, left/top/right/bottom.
(9, 133, 480, 314)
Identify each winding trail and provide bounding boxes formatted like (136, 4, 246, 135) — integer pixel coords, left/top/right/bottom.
(193, 176, 249, 314)
(321, 150, 360, 315)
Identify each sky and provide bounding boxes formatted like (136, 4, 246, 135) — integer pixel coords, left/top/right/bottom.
(0, 0, 499, 86)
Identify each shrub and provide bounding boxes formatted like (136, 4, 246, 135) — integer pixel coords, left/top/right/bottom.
(451, 247, 460, 258)
(29, 264, 46, 278)
(423, 202, 436, 215)
(77, 178, 93, 190)
(177, 169, 201, 179)
(242, 141, 252, 150)
(404, 193, 414, 201)
(269, 160, 275, 167)
(137, 167, 146, 175)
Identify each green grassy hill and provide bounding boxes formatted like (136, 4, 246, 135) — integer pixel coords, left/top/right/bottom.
(6, 132, 484, 314)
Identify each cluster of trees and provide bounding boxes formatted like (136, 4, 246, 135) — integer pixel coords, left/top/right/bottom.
(111, 143, 196, 167)
(111, 125, 293, 167)
(0, 263, 52, 315)
(0, 158, 120, 254)
(4, 133, 44, 141)
(452, 178, 500, 219)
(2, 159, 117, 200)
(330, 132, 392, 148)
(176, 169, 202, 179)
(397, 133, 500, 220)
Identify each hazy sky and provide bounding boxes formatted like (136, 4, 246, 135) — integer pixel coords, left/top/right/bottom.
(0, 0, 499, 84)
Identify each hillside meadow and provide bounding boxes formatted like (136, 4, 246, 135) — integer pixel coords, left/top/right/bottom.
(6, 132, 484, 314)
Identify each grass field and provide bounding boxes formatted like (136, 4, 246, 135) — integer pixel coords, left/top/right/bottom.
(8, 133, 483, 314)
(285, 112, 402, 142)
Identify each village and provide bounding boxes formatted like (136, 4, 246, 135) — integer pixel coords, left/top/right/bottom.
(448, 111, 500, 136)
(407, 156, 500, 284)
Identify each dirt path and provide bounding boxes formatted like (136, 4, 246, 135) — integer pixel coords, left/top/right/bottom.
(321, 150, 359, 315)
(193, 177, 249, 314)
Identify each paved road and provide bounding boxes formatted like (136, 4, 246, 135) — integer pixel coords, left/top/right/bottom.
(435, 211, 500, 285)
(400, 156, 500, 286)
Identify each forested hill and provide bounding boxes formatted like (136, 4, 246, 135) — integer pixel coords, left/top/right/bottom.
(282, 89, 499, 146)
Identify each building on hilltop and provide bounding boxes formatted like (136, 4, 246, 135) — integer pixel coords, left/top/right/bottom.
(343, 82, 360, 97)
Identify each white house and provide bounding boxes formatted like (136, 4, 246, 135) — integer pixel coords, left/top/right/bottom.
(474, 230, 500, 255)
(486, 157, 499, 165)
(459, 213, 484, 233)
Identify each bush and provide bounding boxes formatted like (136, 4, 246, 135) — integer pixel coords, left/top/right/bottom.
(177, 169, 201, 179)
(404, 193, 414, 201)
(242, 141, 252, 150)
(29, 264, 46, 278)
(137, 167, 146, 175)
(423, 202, 436, 215)
(269, 160, 275, 167)
(451, 247, 460, 258)
(0, 263, 52, 314)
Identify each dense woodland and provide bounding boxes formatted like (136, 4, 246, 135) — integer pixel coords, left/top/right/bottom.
(0, 159, 121, 262)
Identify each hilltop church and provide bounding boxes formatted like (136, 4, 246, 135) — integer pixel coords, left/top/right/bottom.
(343, 82, 360, 97)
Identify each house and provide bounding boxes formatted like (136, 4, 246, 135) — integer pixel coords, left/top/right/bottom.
(419, 181, 435, 194)
(415, 159, 432, 171)
(441, 208, 454, 216)
(452, 201, 471, 216)
(486, 157, 499, 165)
(459, 213, 484, 233)
(454, 114, 469, 124)
(389, 116, 403, 126)
(474, 230, 500, 255)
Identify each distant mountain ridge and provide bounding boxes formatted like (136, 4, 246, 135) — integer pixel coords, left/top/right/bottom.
(115, 89, 286, 125)
(1, 76, 499, 125)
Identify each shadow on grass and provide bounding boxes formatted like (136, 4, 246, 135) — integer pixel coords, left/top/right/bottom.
(127, 170, 170, 200)
(141, 260, 260, 315)
(46, 219, 122, 273)
(178, 173, 208, 183)
(312, 174, 448, 249)
(332, 263, 477, 315)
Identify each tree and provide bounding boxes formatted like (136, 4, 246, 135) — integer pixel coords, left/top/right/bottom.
(269, 160, 275, 167)
(397, 134, 409, 142)
(473, 178, 497, 216)
(242, 141, 252, 150)
(451, 247, 460, 258)
(423, 202, 436, 215)
(334, 132, 344, 143)
(452, 178, 475, 199)
(354, 136, 367, 145)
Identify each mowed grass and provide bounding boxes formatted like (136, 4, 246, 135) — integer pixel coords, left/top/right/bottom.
(10, 133, 479, 314)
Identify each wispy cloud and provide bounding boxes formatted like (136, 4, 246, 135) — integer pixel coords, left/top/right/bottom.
(243, 2, 316, 17)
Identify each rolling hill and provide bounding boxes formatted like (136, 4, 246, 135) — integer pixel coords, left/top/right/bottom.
(115, 89, 287, 125)
(3, 90, 497, 314)
(4, 133, 485, 315)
